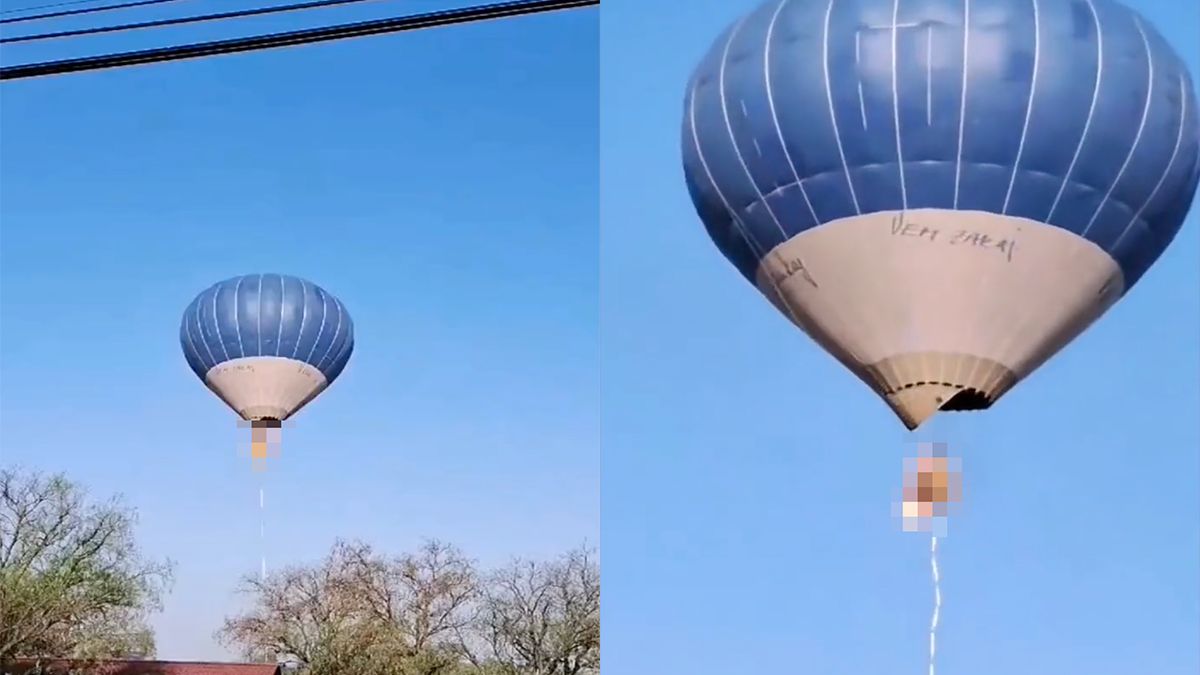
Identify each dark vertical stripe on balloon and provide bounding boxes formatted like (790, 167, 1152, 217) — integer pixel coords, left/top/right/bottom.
(181, 298, 208, 375)
(198, 285, 226, 366)
(277, 275, 303, 358)
(258, 273, 283, 357)
(295, 284, 325, 365)
(325, 309, 355, 381)
(686, 59, 765, 277)
(236, 275, 261, 358)
(956, 0, 1037, 213)
(209, 281, 233, 362)
(725, 4, 808, 240)
(190, 296, 214, 372)
(698, 20, 780, 254)
(309, 293, 340, 370)
(1053, 1, 1146, 235)
(315, 299, 345, 371)
(779, 0, 858, 223)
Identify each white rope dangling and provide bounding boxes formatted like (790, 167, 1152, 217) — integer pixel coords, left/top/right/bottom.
(259, 484, 267, 582)
(929, 535, 941, 675)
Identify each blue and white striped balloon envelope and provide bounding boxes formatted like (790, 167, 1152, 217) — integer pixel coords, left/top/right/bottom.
(683, 0, 1200, 429)
(180, 273, 354, 425)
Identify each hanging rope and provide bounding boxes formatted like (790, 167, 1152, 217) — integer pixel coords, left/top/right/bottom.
(901, 438, 957, 675)
(259, 484, 267, 582)
(929, 535, 941, 675)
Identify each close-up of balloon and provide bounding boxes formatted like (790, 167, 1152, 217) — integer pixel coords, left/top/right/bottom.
(683, 0, 1200, 431)
(682, 0, 1199, 670)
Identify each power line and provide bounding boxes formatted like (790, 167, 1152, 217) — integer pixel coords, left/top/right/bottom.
(0, 0, 598, 80)
(3, 0, 384, 43)
(1, 0, 104, 15)
(1, 0, 188, 25)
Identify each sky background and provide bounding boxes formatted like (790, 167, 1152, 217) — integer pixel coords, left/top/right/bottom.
(600, 1, 1199, 674)
(0, 1, 598, 660)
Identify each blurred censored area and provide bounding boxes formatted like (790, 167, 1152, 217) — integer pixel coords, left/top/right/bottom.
(237, 419, 289, 471)
(893, 441, 962, 536)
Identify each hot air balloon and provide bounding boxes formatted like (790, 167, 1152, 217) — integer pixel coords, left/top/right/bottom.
(180, 274, 354, 462)
(682, 0, 1200, 430)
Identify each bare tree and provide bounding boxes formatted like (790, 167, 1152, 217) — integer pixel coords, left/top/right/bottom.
(221, 541, 599, 675)
(471, 547, 599, 675)
(218, 540, 478, 675)
(0, 468, 174, 662)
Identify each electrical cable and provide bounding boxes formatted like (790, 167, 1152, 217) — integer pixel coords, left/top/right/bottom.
(1, 0, 188, 25)
(0, 0, 597, 80)
(3, 0, 384, 44)
(1, 0, 106, 16)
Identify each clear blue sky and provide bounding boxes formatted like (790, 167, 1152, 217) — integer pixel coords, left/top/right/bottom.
(600, 0, 1198, 673)
(0, 2, 598, 660)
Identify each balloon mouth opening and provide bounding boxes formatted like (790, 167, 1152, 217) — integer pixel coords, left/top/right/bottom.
(251, 418, 282, 429)
(936, 388, 992, 412)
(889, 382, 1002, 430)
(873, 353, 1014, 429)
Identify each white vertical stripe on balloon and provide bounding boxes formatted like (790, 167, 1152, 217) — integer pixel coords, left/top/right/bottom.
(857, 31, 869, 129)
(276, 275, 286, 357)
(1002, 0, 1041, 215)
(1081, 17, 1154, 239)
(952, 0, 971, 209)
(215, 281, 228, 361)
(891, 0, 909, 210)
(688, 81, 769, 260)
(822, 0, 862, 214)
(926, 26, 933, 126)
(233, 276, 247, 359)
(689, 76, 820, 347)
(764, 0, 821, 226)
(304, 291, 331, 364)
(315, 300, 345, 372)
(186, 301, 212, 371)
(1111, 72, 1190, 253)
(211, 284, 231, 362)
(719, 14, 789, 245)
(194, 297, 217, 369)
(256, 274, 264, 357)
(327, 322, 356, 375)
(291, 279, 310, 360)
(1046, 0, 1104, 224)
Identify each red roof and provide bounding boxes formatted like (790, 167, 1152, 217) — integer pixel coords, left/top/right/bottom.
(3, 661, 281, 675)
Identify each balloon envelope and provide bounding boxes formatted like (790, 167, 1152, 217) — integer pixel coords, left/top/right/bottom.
(180, 274, 354, 422)
(683, 0, 1200, 428)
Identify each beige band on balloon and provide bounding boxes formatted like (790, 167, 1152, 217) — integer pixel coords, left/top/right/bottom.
(205, 356, 329, 422)
(756, 209, 1123, 429)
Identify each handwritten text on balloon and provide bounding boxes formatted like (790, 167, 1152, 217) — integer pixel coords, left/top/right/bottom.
(889, 213, 1017, 262)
